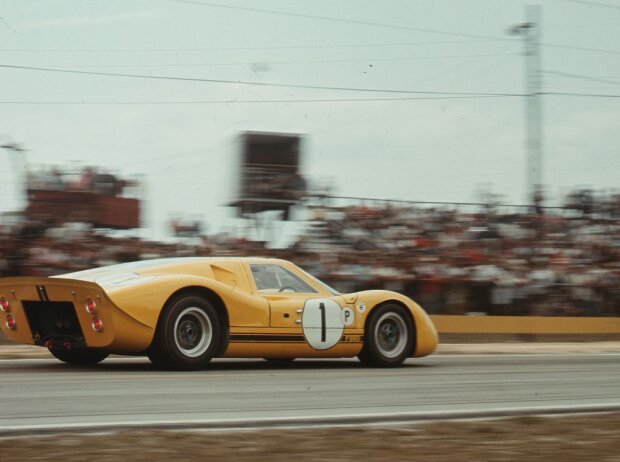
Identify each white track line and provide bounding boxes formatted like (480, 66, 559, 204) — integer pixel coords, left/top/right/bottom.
(3, 403, 620, 437)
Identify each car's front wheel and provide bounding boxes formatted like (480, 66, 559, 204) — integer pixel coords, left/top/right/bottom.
(358, 303, 414, 367)
(148, 294, 222, 370)
(48, 347, 109, 365)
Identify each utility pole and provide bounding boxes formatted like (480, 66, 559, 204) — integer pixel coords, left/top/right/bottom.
(1, 141, 27, 211)
(511, 5, 543, 206)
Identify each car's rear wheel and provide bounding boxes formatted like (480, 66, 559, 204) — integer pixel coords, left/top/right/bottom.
(358, 303, 414, 367)
(148, 294, 222, 370)
(48, 347, 109, 365)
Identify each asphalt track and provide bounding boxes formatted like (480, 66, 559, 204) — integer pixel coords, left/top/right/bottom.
(1, 354, 619, 436)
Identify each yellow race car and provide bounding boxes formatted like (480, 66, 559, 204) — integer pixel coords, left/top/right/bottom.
(0, 257, 437, 369)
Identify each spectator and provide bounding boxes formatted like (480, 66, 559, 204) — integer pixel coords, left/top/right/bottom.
(1, 188, 619, 317)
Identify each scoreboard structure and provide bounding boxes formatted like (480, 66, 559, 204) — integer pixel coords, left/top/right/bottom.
(232, 131, 306, 220)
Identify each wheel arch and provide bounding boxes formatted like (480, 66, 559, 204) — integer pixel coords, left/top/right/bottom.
(156, 285, 230, 357)
(364, 299, 417, 357)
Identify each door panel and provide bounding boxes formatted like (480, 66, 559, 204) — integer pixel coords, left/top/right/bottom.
(264, 295, 306, 329)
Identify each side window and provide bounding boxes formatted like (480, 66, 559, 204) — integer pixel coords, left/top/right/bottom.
(250, 264, 317, 294)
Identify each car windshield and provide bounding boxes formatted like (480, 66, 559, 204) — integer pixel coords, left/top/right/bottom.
(297, 267, 340, 296)
(250, 264, 317, 293)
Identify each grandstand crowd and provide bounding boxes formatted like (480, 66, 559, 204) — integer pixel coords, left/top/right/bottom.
(1, 189, 619, 317)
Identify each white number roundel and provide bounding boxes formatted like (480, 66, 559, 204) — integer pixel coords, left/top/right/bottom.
(301, 299, 346, 350)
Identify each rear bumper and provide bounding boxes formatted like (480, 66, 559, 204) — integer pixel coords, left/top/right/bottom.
(0, 277, 153, 353)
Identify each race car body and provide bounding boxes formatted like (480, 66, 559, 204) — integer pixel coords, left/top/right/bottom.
(0, 257, 437, 369)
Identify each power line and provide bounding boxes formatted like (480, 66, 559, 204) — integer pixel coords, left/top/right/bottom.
(2, 92, 618, 105)
(542, 42, 620, 56)
(544, 91, 620, 97)
(25, 53, 517, 70)
(5, 41, 615, 57)
(0, 95, 518, 105)
(0, 63, 524, 97)
(543, 70, 620, 87)
(559, 0, 620, 11)
(0, 39, 512, 53)
(164, 0, 503, 41)
(0, 15, 12, 30)
(327, 195, 546, 209)
(3, 65, 617, 100)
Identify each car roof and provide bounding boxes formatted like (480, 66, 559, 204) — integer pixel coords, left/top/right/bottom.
(59, 256, 288, 279)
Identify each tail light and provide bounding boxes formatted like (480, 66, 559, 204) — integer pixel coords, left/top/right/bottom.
(85, 299, 97, 314)
(6, 315, 16, 330)
(91, 318, 103, 332)
(0, 297, 10, 312)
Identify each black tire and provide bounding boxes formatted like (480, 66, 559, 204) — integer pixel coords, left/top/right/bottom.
(358, 303, 414, 367)
(48, 348, 109, 365)
(148, 294, 222, 370)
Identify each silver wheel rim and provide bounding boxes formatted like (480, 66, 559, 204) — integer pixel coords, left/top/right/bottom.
(173, 307, 213, 358)
(374, 311, 408, 359)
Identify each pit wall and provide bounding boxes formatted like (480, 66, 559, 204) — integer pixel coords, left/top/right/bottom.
(430, 315, 620, 335)
(1, 316, 619, 346)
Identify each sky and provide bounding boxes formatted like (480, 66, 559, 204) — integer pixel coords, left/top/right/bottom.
(1, 0, 619, 240)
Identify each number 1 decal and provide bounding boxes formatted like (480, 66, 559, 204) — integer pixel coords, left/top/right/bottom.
(319, 302, 326, 342)
(301, 299, 354, 350)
